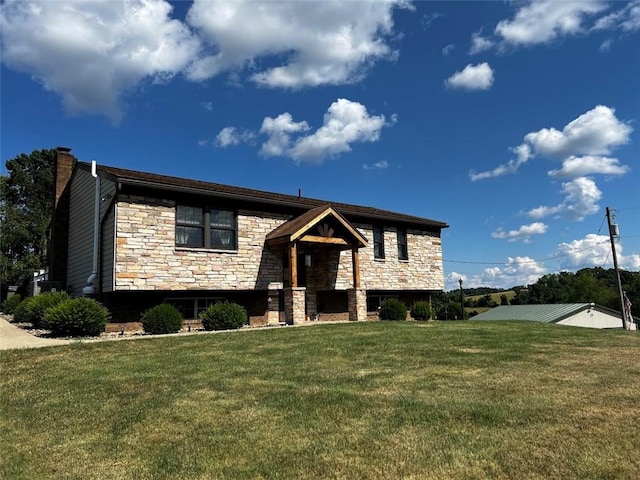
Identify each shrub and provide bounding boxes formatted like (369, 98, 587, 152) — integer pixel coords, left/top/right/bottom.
(410, 301, 431, 321)
(43, 297, 109, 337)
(200, 302, 247, 331)
(1, 294, 23, 315)
(12, 291, 70, 327)
(141, 304, 183, 334)
(379, 298, 407, 321)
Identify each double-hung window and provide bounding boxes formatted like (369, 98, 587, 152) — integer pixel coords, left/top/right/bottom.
(397, 228, 408, 261)
(373, 226, 385, 259)
(176, 205, 237, 250)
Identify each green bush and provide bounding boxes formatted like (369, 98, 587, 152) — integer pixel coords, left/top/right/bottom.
(410, 301, 431, 321)
(43, 297, 109, 337)
(12, 291, 70, 327)
(141, 304, 183, 334)
(379, 298, 407, 321)
(200, 302, 247, 331)
(2, 294, 22, 315)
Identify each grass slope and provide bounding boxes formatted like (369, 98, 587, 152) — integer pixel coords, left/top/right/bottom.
(1, 322, 639, 479)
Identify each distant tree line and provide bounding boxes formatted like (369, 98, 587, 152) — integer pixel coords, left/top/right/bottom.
(439, 268, 640, 319)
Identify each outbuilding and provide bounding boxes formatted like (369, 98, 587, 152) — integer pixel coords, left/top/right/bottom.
(472, 303, 637, 330)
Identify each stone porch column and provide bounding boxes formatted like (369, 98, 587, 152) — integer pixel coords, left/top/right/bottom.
(348, 288, 367, 321)
(267, 289, 281, 325)
(284, 287, 307, 325)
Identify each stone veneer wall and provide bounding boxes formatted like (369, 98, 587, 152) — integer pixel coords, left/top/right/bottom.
(114, 195, 444, 293)
(115, 196, 287, 291)
(331, 225, 444, 291)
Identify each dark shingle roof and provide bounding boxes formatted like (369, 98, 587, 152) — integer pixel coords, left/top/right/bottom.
(87, 162, 448, 229)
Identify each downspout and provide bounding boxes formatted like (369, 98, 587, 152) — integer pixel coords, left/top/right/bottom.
(83, 161, 100, 295)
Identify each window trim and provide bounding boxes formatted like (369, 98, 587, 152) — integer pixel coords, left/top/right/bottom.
(373, 225, 385, 260)
(397, 227, 408, 261)
(176, 204, 237, 250)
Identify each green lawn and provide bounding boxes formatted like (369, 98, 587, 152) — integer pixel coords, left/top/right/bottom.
(1, 322, 639, 479)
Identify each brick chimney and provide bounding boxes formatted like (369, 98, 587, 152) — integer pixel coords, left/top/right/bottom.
(49, 147, 76, 286)
(54, 147, 76, 208)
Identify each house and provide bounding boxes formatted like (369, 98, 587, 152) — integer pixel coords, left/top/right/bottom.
(49, 147, 448, 326)
(471, 304, 637, 330)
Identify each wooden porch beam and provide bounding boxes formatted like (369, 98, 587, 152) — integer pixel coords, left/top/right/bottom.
(352, 247, 361, 288)
(290, 242, 298, 288)
(300, 235, 349, 246)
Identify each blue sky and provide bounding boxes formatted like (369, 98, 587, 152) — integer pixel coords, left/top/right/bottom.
(2, 0, 639, 290)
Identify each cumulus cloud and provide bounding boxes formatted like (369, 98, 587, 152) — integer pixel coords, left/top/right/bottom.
(259, 113, 310, 157)
(215, 127, 255, 148)
(494, 0, 607, 46)
(0, 0, 408, 120)
(444, 63, 494, 91)
(260, 99, 392, 164)
(467, 1, 638, 53)
(0, 0, 200, 123)
(470, 105, 632, 180)
(548, 155, 630, 178)
(448, 256, 547, 289)
(526, 177, 602, 222)
(555, 234, 640, 271)
(187, 0, 408, 88)
(492, 222, 548, 243)
(524, 105, 632, 159)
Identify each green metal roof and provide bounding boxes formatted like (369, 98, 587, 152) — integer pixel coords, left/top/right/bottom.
(471, 304, 605, 323)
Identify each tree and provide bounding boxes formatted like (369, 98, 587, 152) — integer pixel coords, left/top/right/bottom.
(1, 149, 55, 293)
(500, 294, 509, 306)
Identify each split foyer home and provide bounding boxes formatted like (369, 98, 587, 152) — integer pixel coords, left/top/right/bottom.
(50, 147, 448, 325)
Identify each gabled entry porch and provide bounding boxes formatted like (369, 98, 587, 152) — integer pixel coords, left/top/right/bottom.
(265, 205, 368, 324)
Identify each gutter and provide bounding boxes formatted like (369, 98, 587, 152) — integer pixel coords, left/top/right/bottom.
(82, 161, 100, 295)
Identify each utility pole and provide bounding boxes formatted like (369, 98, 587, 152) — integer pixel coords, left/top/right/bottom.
(606, 207, 627, 329)
(459, 278, 464, 320)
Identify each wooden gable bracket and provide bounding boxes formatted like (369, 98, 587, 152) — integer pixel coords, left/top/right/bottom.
(265, 205, 368, 288)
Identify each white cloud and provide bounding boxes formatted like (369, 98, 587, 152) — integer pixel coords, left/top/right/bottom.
(448, 256, 547, 290)
(260, 99, 392, 164)
(215, 127, 254, 148)
(469, 31, 494, 54)
(445, 62, 494, 91)
(470, 144, 532, 181)
(187, 0, 408, 88)
(471, 105, 632, 180)
(524, 105, 632, 159)
(494, 0, 607, 46)
(441, 44, 455, 56)
(422, 12, 443, 30)
(201, 101, 214, 111)
(593, 0, 640, 32)
(0, 0, 200, 123)
(527, 176, 602, 222)
(555, 234, 640, 271)
(259, 113, 310, 158)
(363, 160, 389, 170)
(0, 0, 408, 120)
(492, 222, 548, 243)
(548, 155, 630, 178)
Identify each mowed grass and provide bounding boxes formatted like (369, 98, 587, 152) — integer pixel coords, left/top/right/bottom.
(1, 322, 639, 480)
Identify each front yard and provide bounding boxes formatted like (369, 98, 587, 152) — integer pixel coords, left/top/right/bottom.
(1, 321, 639, 479)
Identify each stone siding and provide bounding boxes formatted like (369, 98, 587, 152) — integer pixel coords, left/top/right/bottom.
(115, 196, 286, 291)
(114, 196, 444, 292)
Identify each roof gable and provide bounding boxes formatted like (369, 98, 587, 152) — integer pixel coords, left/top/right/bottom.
(266, 205, 368, 249)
